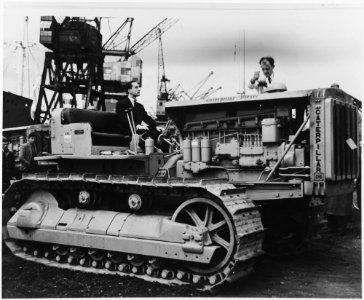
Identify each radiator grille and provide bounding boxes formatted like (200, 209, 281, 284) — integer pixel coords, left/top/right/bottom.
(332, 101, 359, 180)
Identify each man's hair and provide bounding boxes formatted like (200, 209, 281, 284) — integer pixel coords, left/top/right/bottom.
(27, 132, 37, 139)
(259, 56, 275, 67)
(125, 81, 138, 93)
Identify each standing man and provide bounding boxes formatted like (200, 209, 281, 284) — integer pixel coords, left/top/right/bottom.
(116, 81, 159, 141)
(249, 56, 281, 92)
(19, 132, 39, 172)
(2, 137, 15, 190)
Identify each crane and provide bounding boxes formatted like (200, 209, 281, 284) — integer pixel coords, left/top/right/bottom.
(102, 17, 178, 106)
(169, 85, 190, 101)
(176, 90, 192, 101)
(33, 16, 179, 123)
(156, 28, 171, 119)
(171, 72, 214, 101)
(102, 18, 178, 59)
(170, 70, 222, 102)
(187, 71, 214, 99)
(34, 16, 104, 123)
(157, 28, 170, 101)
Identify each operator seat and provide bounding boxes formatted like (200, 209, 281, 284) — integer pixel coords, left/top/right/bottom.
(61, 108, 131, 147)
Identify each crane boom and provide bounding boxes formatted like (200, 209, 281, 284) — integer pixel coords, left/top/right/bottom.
(194, 86, 222, 99)
(195, 87, 213, 99)
(188, 71, 214, 99)
(176, 90, 192, 101)
(169, 84, 182, 101)
(203, 86, 222, 98)
(129, 18, 178, 57)
(102, 18, 134, 56)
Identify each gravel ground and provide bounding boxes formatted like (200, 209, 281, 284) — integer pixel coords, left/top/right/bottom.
(2, 210, 361, 298)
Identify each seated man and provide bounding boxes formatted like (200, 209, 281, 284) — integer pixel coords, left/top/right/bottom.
(116, 81, 161, 147)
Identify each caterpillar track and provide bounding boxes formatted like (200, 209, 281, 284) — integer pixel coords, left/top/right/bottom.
(3, 173, 265, 289)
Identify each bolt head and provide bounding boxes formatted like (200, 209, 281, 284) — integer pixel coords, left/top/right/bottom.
(118, 264, 125, 272)
(209, 276, 217, 285)
(79, 190, 91, 205)
(146, 268, 153, 275)
(193, 275, 200, 284)
(194, 234, 202, 242)
(128, 194, 143, 211)
(105, 261, 111, 269)
(182, 234, 190, 241)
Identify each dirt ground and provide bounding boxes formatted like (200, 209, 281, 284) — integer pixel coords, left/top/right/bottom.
(1, 210, 361, 298)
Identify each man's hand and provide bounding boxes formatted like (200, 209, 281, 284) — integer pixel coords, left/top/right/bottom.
(136, 125, 149, 136)
(157, 127, 166, 145)
(250, 71, 260, 84)
(257, 79, 268, 87)
(136, 124, 148, 131)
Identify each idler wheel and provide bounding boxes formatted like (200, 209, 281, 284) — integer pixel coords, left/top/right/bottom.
(172, 198, 235, 274)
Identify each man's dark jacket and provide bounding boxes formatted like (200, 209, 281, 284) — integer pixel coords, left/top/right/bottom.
(115, 96, 158, 137)
(19, 142, 38, 172)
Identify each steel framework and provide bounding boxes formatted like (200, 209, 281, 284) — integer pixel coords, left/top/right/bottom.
(34, 52, 104, 124)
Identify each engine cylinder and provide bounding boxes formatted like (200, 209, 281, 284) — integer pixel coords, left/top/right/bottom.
(145, 137, 154, 155)
(261, 118, 279, 143)
(191, 138, 201, 162)
(201, 137, 211, 162)
(182, 138, 192, 162)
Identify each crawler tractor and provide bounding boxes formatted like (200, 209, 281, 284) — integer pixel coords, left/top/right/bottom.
(3, 87, 361, 288)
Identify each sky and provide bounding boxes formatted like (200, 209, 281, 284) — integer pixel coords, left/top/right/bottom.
(2, 1, 364, 115)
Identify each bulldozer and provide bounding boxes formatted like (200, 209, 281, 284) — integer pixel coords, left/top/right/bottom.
(2, 86, 361, 288)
